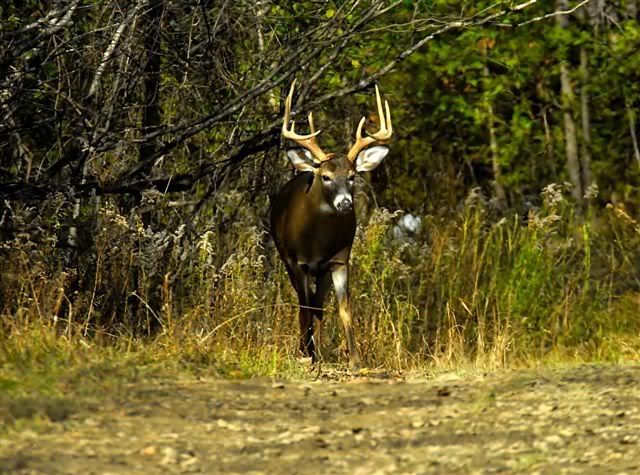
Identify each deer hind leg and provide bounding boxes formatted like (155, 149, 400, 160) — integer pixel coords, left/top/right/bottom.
(331, 264, 361, 370)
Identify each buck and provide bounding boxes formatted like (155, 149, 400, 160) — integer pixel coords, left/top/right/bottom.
(271, 81, 393, 369)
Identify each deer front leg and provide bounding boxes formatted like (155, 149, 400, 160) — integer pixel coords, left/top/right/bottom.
(331, 264, 361, 370)
(289, 264, 315, 361)
(312, 271, 333, 322)
(309, 271, 333, 364)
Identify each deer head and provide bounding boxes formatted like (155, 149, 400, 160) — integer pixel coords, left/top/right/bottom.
(281, 80, 393, 213)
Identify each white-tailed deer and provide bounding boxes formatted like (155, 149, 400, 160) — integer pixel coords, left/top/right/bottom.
(271, 81, 393, 369)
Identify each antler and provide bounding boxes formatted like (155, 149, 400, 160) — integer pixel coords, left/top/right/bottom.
(282, 80, 329, 163)
(347, 85, 393, 161)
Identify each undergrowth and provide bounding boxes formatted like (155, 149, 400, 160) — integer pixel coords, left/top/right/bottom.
(1, 184, 639, 427)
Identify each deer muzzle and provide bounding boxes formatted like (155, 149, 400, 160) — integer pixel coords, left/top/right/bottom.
(334, 193, 353, 213)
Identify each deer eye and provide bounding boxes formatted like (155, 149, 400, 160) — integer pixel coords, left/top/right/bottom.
(322, 175, 332, 182)
(348, 175, 355, 182)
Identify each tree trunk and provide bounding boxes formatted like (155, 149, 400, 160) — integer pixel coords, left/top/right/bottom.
(579, 46, 592, 193)
(483, 62, 507, 205)
(130, 0, 164, 329)
(627, 100, 640, 170)
(139, 0, 164, 185)
(556, 0, 583, 204)
(559, 63, 583, 202)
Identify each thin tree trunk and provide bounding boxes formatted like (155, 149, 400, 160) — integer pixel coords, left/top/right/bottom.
(627, 100, 640, 170)
(579, 46, 592, 191)
(130, 0, 164, 328)
(556, 0, 583, 203)
(542, 109, 557, 176)
(483, 63, 507, 205)
(139, 0, 163, 185)
(254, 1, 277, 111)
(559, 64, 583, 202)
(488, 102, 507, 203)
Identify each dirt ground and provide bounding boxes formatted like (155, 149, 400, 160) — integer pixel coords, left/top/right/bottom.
(1, 364, 639, 474)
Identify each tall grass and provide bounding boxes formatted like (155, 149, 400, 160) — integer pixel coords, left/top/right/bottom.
(1, 185, 639, 382)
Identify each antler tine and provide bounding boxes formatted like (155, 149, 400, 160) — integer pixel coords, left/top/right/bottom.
(385, 99, 393, 135)
(308, 112, 316, 134)
(348, 85, 393, 161)
(281, 80, 328, 163)
(375, 85, 386, 132)
(355, 116, 366, 140)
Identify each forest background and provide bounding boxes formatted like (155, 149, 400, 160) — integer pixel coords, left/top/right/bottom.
(1, 0, 639, 413)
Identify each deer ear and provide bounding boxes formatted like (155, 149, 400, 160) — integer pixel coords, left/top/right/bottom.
(287, 149, 318, 172)
(356, 145, 389, 172)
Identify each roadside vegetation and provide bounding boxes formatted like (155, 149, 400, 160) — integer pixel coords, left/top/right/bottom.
(2, 184, 639, 430)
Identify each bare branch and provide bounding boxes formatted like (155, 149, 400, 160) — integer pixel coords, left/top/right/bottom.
(516, 0, 592, 26)
(88, 0, 149, 99)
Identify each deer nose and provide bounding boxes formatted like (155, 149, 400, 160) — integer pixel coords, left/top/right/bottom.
(336, 197, 353, 212)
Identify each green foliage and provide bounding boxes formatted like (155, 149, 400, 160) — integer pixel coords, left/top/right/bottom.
(369, 3, 640, 211)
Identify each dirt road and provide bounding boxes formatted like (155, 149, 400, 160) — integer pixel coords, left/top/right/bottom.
(2, 364, 639, 474)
